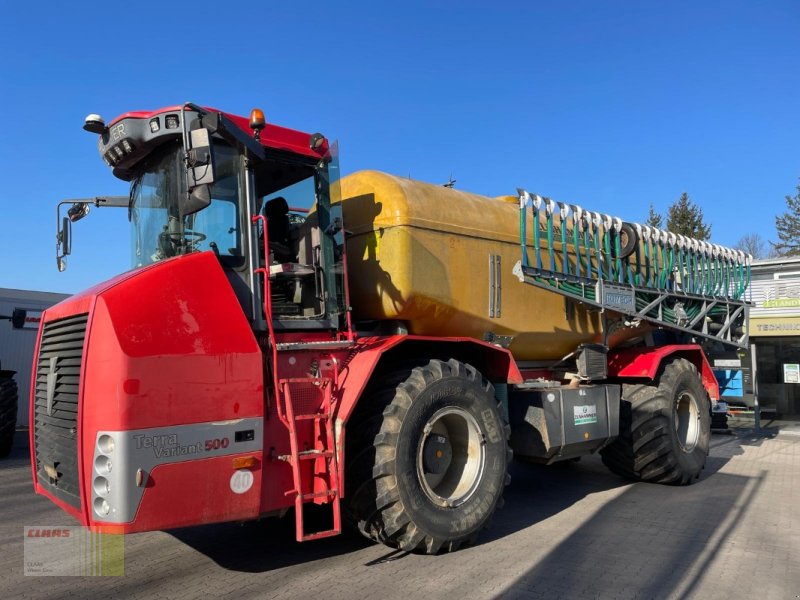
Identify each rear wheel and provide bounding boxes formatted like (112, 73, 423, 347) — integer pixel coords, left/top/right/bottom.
(345, 359, 511, 553)
(601, 358, 710, 485)
(0, 373, 18, 459)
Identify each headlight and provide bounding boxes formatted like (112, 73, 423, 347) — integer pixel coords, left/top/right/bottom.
(93, 476, 110, 497)
(93, 498, 111, 517)
(98, 435, 115, 454)
(94, 455, 112, 474)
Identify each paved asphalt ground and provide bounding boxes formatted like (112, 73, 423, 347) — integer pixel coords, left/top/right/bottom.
(2, 423, 799, 600)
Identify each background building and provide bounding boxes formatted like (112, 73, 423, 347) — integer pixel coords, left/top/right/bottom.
(0, 288, 69, 427)
(749, 257, 800, 417)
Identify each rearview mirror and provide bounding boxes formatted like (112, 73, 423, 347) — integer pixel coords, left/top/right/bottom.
(67, 202, 90, 222)
(58, 216, 71, 255)
(183, 184, 212, 217)
(11, 308, 26, 329)
(182, 127, 215, 217)
(56, 216, 71, 271)
(54, 197, 126, 271)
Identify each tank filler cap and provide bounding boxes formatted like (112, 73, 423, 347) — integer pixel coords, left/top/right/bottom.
(641, 225, 651, 240)
(545, 198, 556, 215)
(612, 217, 622, 231)
(559, 203, 570, 219)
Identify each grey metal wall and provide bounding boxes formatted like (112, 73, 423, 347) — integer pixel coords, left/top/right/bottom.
(0, 288, 70, 427)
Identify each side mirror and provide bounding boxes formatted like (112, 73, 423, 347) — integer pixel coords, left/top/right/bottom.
(67, 202, 90, 222)
(57, 216, 71, 261)
(54, 197, 126, 272)
(182, 127, 215, 217)
(11, 308, 26, 329)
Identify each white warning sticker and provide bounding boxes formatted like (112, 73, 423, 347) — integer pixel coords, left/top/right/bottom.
(574, 404, 598, 425)
(230, 469, 254, 494)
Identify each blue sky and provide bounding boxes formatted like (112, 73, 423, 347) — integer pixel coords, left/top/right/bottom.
(1, 1, 798, 294)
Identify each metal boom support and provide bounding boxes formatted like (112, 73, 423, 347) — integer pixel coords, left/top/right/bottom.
(514, 189, 750, 349)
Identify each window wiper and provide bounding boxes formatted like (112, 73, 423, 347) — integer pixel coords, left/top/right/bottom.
(128, 178, 141, 222)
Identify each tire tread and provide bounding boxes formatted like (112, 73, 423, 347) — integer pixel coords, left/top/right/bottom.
(345, 359, 510, 553)
(601, 358, 709, 485)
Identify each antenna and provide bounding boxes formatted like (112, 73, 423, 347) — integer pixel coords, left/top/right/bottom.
(443, 173, 456, 188)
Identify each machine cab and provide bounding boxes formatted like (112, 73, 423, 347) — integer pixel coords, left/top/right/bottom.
(66, 104, 349, 333)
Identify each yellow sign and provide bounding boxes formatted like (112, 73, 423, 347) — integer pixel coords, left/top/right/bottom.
(751, 316, 800, 336)
(763, 298, 800, 308)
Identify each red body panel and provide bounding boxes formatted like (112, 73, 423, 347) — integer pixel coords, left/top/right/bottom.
(607, 344, 720, 401)
(125, 453, 263, 532)
(107, 106, 323, 160)
(31, 252, 264, 529)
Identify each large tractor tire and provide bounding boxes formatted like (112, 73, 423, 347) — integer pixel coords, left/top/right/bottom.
(345, 359, 511, 554)
(600, 358, 710, 485)
(0, 372, 18, 459)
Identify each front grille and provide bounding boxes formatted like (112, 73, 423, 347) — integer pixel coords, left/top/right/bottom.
(33, 314, 88, 509)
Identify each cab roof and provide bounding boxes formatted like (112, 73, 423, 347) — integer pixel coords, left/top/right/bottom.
(108, 105, 321, 160)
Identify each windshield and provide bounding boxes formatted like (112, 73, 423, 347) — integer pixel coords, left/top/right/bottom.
(130, 142, 243, 268)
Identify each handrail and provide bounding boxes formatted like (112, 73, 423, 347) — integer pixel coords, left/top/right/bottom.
(252, 213, 283, 417)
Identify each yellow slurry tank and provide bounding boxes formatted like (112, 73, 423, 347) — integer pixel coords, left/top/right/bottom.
(339, 170, 646, 361)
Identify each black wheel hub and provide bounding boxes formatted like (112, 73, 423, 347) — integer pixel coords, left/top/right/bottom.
(422, 434, 452, 475)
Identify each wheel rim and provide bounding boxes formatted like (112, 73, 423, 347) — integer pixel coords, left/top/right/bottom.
(416, 407, 485, 507)
(675, 391, 700, 452)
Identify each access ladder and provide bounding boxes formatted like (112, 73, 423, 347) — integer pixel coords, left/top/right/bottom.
(276, 377, 342, 542)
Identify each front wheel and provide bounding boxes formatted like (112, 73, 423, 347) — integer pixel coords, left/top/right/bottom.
(600, 358, 710, 485)
(346, 359, 511, 553)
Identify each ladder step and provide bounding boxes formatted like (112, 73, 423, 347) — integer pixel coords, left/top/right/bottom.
(294, 413, 329, 421)
(300, 529, 340, 542)
(300, 489, 337, 500)
(298, 450, 333, 460)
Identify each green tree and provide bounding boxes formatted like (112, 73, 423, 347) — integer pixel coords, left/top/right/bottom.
(666, 192, 711, 240)
(646, 203, 663, 229)
(774, 182, 800, 256)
